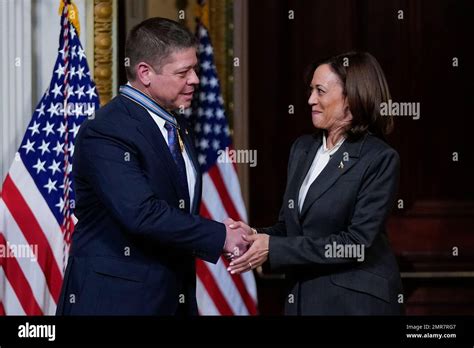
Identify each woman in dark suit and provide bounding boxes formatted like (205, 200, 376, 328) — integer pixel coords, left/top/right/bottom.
(227, 51, 404, 315)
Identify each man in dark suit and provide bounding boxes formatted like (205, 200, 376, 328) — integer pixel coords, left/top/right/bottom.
(56, 17, 248, 315)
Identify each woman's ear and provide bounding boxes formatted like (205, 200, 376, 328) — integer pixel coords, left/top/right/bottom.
(343, 100, 353, 122)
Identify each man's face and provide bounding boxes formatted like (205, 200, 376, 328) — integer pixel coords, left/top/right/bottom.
(148, 47, 199, 110)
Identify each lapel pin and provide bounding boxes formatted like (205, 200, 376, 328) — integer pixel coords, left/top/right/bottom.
(185, 129, 189, 135)
(338, 161, 344, 169)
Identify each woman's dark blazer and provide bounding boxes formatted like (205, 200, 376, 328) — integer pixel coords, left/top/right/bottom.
(259, 132, 404, 315)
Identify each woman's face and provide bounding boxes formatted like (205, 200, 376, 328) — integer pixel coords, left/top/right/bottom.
(308, 64, 352, 132)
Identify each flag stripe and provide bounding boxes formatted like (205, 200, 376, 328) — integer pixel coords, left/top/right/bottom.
(0, 200, 57, 314)
(196, 259, 234, 315)
(201, 173, 228, 220)
(200, 174, 259, 314)
(203, 203, 256, 315)
(0, 233, 43, 315)
(221, 257, 258, 315)
(197, 203, 234, 315)
(0, 267, 26, 315)
(195, 276, 219, 315)
(202, 172, 258, 314)
(208, 166, 241, 220)
(2, 175, 62, 302)
(9, 159, 65, 273)
(200, 201, 255, 315)
(217, 159, 248, 221)
(241, 270, 258, 303)
(206, 258, 249, 315)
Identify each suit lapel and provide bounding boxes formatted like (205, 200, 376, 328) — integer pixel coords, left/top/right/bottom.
(287, 134, 322, 227)
(120, 95, 184, 200)
(299, 134, 366, 218)
(176, 115, 202, 214)
(175, 115, 200, 178)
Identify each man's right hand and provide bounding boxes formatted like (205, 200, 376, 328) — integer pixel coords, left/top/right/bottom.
(222, 218, 251, 258)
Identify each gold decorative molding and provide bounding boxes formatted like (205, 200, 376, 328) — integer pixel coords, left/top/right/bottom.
(94, 0, 113, 105)
(193, 0, 234, 123)
(232, 0, 249, 210)
(210, 0, 233, 122)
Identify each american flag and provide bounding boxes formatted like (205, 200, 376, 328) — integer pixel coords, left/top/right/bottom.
(0, 1, 99, 315)
(186, 19, 258, 315)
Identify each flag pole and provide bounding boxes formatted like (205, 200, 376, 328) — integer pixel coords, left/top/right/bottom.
(58, 0, 75, 270)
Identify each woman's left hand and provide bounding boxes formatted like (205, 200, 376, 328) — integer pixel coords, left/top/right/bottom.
(227, 234, 269, 274)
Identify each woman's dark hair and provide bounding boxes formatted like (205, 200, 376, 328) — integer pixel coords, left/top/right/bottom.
(306, 51, 394, 140)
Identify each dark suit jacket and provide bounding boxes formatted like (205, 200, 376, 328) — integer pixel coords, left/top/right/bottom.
(260, 132, 404, 315)
(56, 95, 226, 316)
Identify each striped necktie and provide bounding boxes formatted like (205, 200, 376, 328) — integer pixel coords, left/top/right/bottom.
(164, 122, 190, 211)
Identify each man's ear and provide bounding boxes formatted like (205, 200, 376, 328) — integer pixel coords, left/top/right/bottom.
(135, 62, 152, 87)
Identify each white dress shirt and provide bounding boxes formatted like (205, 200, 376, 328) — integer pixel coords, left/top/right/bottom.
(298, 134, 345, 213)
(146, 109, 197, 212)
(125, 83, 196, 211)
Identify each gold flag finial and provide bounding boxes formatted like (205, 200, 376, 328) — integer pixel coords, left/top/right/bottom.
(195, 0, 210, 28)
(58, 0, 81, 36)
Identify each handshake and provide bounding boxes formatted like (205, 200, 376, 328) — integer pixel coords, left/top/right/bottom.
(221, 218, 269, 275)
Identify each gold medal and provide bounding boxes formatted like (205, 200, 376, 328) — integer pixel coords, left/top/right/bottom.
(178, 131, 185, 152)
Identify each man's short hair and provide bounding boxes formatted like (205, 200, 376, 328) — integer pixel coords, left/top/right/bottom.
(125, 17, 197, 81)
